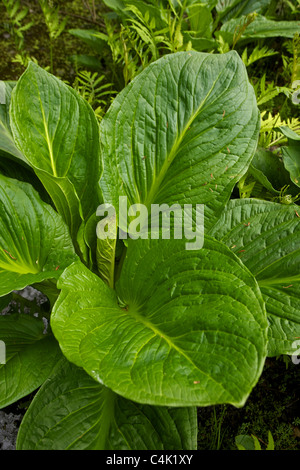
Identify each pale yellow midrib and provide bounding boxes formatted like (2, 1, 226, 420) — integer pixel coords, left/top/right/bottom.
(143, 70, 223, 209)
(41, 106, 57, 177)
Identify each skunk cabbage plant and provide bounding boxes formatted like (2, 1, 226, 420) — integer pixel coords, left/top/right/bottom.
(0, 51, 299, 450)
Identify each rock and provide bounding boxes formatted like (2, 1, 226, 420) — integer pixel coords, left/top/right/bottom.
(0, 411, 22, 450)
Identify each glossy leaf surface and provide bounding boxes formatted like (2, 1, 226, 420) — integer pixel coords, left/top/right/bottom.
(17, 359, 197, 450)
(51, 237, 268, 407)
(210, 198, 300, 356)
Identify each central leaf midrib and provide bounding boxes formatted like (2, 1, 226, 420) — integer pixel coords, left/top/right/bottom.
(40, 103, 57, 177)
(143, 59, 235, 209)
(119, 306, 228, 394)
(32, 72, 58, 177)
(144, 98, 214, 209)
(258, 275, 300, 287)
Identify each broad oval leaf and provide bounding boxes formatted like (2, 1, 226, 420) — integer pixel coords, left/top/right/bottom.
(10, 62, 102, 240)
(17, 359, 197, 450)
(209, 198, 300, 356)
(279, 126, 300, 188)
(0, 174, 78, 297)
(0, 314, 62, 408)
(0, 80, 27, 164)
(99, 51, 260, 230)
(51, 237, 268, 407)
(219, 15, 300, 44)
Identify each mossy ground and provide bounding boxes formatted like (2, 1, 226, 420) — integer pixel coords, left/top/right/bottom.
(0, 0, 95, 83)
(197, 357, 300, 450)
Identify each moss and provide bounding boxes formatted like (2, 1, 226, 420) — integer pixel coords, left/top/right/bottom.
(0, 0, 95, 83)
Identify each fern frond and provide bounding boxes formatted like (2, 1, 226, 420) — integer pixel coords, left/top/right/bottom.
(241, 45, 277, 67)
(252, 74, 291, 106)
(2, 0, 34, 51)
(38, 0, 67, 41)
(73, 70, 117, 110)
(259, 111, 300, 148)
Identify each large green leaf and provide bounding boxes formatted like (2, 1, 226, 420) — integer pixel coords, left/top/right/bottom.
(0, 81, 52, 202)
(51, 236, 268, 408)
(100, 51, 260, 230)
(218, 15, 300, 44)
(0, 174, 78, 297)
(0, 81, 27, 164)
(10, 63, 102, 241)
(279, 126, 300, 189)
(209, 198, 300, 356)
(17, 359, 197, 450)
(0, 314, 62, 408)
(216, 0, 271, 22)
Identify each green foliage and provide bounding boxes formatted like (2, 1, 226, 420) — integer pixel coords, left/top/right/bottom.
(38, 0, 67, 41)
(0, 52, 271, 449)
(72, 70, 117, 120)
(38, 0, 68, 73)
(241, 45, 278, 67)
(0, 0, 300, 452)
(209, 199, 300, 357)
(253, 74, 291, 107)
(10, 62, 101, 250)
(236, 430, 275, 450)
(2, 0, 34, 66)
(259, 111, 300, 148)
(280, 126, 300, 187)
(282, 34, 300, 85)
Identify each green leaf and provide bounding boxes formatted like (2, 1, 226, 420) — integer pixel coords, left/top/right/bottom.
(181, 34, 218, 51)
(249, 147, 293, 194)
(218, 15, 300, 44)
(216, 0, 271, 22)
(0, 81, 27, 164)
(82, 213, 99, 270)
(279, 126, 300, 188)
(32, 169, 84, 246)
(0, 314, 62, 408)
(100, 51, 259, 231)
(102, 0, 168, 29)
(0, 156, 53, 206)
(235, 433, 256, 450)
(187, 5, 213, 38)
(17, 359, 197, 450)
(0, 174, 78, 297)
(68, 29, 108, 55)
(195, 0, 218, 10)
(51, 236, 268, 407)
(0, 293, 12, 312)
(69, 54, 102, 71)
(241, 46, 277, 68)
(10, 62, 102, 241)
(96, 232, 117, 288)
(124, 0, 169, 29)
(253, 434, 262, 450)
(266, 431, 275, 450)
(101, 0, 127, 12)
(209, 198, 300, 356)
